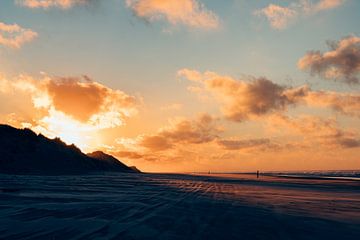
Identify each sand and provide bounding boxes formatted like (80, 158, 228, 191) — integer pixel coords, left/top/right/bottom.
(0, 173, 359, 239)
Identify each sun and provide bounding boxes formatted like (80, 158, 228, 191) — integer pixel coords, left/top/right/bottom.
(34, 108, 98, 152)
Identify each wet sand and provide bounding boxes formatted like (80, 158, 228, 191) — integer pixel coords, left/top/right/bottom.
(0, 173, 359, 239)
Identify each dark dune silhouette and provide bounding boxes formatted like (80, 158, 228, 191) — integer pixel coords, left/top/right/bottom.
(87, 151, 142, 173)
(129, 165, 142, 173)
(87, 151, 139, 172)
(0, 124, 139, 175)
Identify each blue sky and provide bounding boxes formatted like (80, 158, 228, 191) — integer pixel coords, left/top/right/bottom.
(2, 0, 359, 90)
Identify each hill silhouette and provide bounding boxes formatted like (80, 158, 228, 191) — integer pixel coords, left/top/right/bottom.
(0, 124, 139, 175)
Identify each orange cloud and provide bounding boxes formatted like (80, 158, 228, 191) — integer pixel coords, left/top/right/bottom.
(112, 112, 300, 166)
(305, 91, 360, 118)
(217, 138, 271, 151)
(47, 77, 107, 122)
(46, 76, 137, 125)
(268, 114, 360, 148)
(140, 135, 173, 151)
(110, 114, 227, 168)
(0, 73, 138, 149)
(298, 36, 360, 84)
(108, 113, 228, 166)
(126, 0, 219, 30)
(0, 75, 48, 130)
(107, 109, 359, 172)
(114, 150, 143, 159)
(139, 113, 222, 151)
(180, 69, 360, 121)
(255, 0, 346, 30)
(16, 0, 89, 9)
(0, 22, 37, 48)
(178, 69, 307, 121)
(47, 76, 137, 128)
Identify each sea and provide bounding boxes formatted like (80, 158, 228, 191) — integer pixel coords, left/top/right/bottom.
(265, 170, 360, 181)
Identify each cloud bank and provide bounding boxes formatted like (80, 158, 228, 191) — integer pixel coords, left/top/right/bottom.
(179, 69, 360, 121)
(269, 114, 360, 148)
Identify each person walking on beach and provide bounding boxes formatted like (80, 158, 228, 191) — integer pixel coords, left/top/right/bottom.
(256, 170, 259, 178)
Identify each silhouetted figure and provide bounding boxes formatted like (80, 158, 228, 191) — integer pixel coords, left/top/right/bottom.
(256, 170, 259, 178)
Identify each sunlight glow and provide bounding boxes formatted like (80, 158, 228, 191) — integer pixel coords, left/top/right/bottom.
(32, 108, 98, 151)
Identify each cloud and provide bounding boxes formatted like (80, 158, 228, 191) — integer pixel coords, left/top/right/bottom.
(0, 73, 138, 148)
(139, 113, 222, 151)
(0, 75, 49, 131)
(126, 0, 219, 30)
(47, 77, 107, 122)
(254, 4, 297, 30)
(113, 111, 303, 165)
(303, 0, 346, 13)
(114, 150, 144, 159)
(46, 76, 137, 124)
(180, 69, 360, 121)
(110, 113, 228, 165)
(269, 114, 360, 148)
(298, 36, 360, 84)
(305, 91, 360, 117)
(255, 0, 346, 30)
(140, 135, 173, 151)
(337, 137, 360, 148)
(217, 138, 271, 150)
(0, 22, 37, 48)
(16, 0, 89, 9)
(178, 69, 307, 122)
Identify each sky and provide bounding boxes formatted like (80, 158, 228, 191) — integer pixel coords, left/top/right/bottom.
(0, 0, 359, 172)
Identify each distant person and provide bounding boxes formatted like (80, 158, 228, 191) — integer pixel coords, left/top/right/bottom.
(257, 170, 259, 178)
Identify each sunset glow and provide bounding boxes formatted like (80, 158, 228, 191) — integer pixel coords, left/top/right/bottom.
(1, 0, 359, 172)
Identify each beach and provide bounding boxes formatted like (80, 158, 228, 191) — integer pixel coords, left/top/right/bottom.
(0, 173, 359, 240)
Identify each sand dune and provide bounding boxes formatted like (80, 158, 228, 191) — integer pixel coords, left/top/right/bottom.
(0, 173, 359, 239)
(0, 124, 137, 174)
